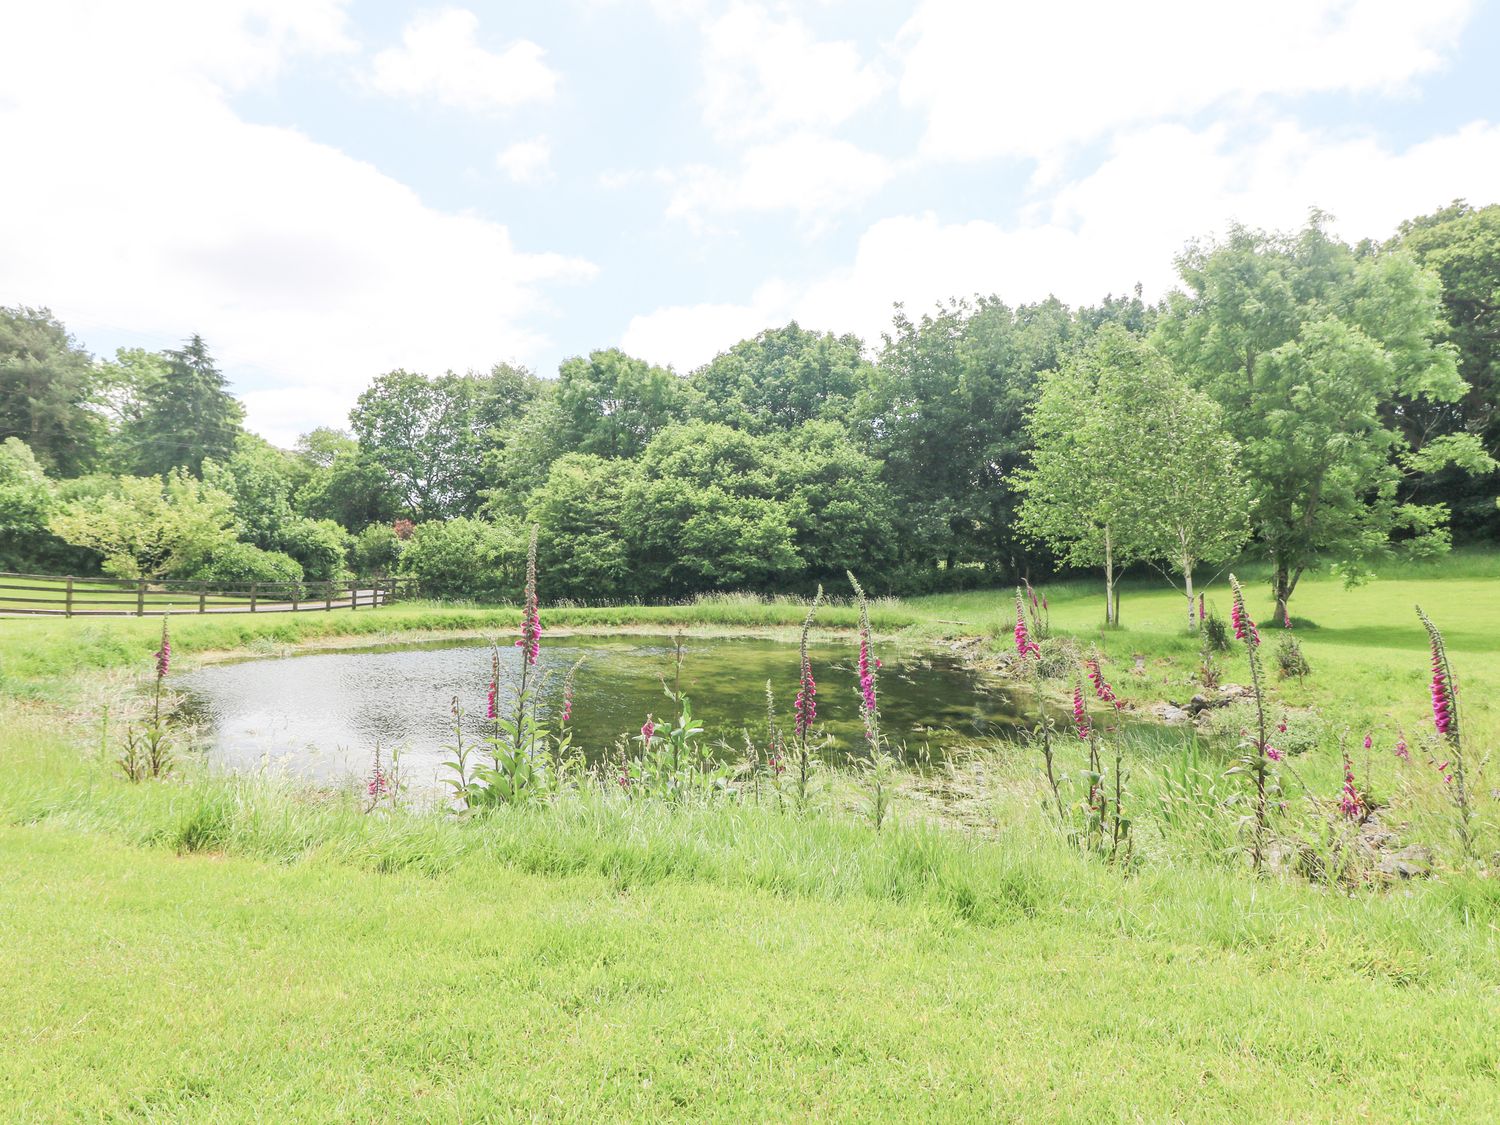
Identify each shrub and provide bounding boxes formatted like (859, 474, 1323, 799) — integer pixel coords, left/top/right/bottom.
(1275, 633, 1311, 681)
(186, 541, 304, 586)
(399, 517, 523, 601)
(1200, 610, 1230, 652)
(278, 516, 352, 582)
(352, 523, 402, 575)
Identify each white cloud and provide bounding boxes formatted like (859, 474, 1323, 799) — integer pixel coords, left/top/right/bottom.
(621, 282, 794, 371)
(0, 2, 594, 447)
(496, 137, 554, 183)
(369, 8, 558, 111)
(699, 3, 887, 140)
(626, 118, 1500, 361)
(665, 134, 893, 226)
(898, 0, 1474, 161)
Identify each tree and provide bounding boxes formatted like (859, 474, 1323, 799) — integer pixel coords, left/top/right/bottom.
(1395, 201, 1500, 539)
(1113, 349, 1250, 629)
(1014, 328, 1160, 624)
(691, 323, 872, 433)
(398, 516, 524, 601)
(528, 454, 635, 600)
(0, 438, 55, 569)
(350, 370, 492, 520)
(623, 422, 800, 596)
(865, 298, 1075, 576)
(122, 335, 243, 477)
(555, 349, 690, 460)
(1155, 216, 1492, 619)
(49, 471, 239, 578)
(293, 428, 397, 529)
(0, 306, 105, 476)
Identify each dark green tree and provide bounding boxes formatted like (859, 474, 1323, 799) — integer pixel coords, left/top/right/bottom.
(1395, 201, 1500, 539)
(0, 306, 105, 476)
(864, 297, 1075, 576)
(122, 334, 243, 477)
(691, 323, 872, 433)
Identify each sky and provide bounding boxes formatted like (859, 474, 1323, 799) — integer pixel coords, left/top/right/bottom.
(2, 0, 1499, 447)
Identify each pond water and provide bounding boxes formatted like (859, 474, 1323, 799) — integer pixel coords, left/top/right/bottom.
(178, 632, 1029, 791)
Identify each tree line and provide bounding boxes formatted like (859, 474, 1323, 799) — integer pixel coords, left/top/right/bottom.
(1, 204, 1496, 617)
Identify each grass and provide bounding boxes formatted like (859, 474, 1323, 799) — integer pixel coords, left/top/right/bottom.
(1, 552, 1499, 1119)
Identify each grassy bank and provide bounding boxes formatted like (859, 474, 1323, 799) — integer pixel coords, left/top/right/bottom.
(4, 704, 1500, 1119)
(2, 554, 1498, 1118)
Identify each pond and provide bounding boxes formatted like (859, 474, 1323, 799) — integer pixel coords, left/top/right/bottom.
(178, 632, 1030, 791)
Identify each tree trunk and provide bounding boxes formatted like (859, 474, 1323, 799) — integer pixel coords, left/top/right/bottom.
(1103, 526, 1115, 626)
(1183, 557, 1195, 634)
(1273, 560, 1291, 625)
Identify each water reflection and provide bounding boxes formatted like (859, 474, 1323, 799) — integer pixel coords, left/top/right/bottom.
(178, 633, 1029, 791)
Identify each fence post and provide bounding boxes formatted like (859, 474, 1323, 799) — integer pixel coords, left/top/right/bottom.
(325, 582, 333, 612)
(292, 582, 299, 612)
(65, 576, 74, 618)
(199, 582, 207, 614)
(351, 581, 358, 611)
(136, 577, 146, 616)
(250, 582, 258, 613)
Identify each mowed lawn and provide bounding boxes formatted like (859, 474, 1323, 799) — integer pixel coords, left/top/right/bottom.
(4, 821, 1499, 1122)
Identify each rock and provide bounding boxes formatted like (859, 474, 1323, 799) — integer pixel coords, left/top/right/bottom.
(1377, 845, 1432, 880)
(1186, 692, 1232, 716)
(1153, 704, 1190, 725)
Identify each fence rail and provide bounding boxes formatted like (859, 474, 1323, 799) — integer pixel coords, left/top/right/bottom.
(0, 572, 406, 617)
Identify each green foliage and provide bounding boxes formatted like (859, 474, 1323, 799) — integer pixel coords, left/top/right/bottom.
(555, 348, 691, 461)
(292, 428, 397, 529)
(691, 322, 872, 432)
(1275, 633, 1311, 681)
(1396, 201, 1500, 539)
(185, 541, 304, 586)
(350, 522, 401, 576)
(276, 517, 351, 582)
(0, 438, 55, 569)
(529, 453, 635, 600)
(398, 516, 523, 600)
(867, 298, 1074, 572)
(1155, 216, 1491, 614)
(120, 335, 243, 478)
(47, 470, 238, 578)
(0, 305, 105, 475)
(349, 370, 502, 520)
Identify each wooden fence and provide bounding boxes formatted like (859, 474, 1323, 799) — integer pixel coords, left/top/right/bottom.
(0, 572, 406, 617)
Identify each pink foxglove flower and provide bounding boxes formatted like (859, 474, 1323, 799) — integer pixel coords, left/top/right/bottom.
(1071, 681, 1090, 741)
(515, 528, 542, 666)
(154, 615, 171, 679)
(640, 716, 655, 743)
(1013, 590, 1040, 660)
(1085, 658, 1121, 710)
(1338, 747, 1364, 819)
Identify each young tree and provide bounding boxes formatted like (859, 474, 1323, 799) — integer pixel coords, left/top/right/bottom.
(1123, 360, 1250, 629)
(1014, 327, 1159, 624)
(0, 306, 105, 476)
(122, 334, 243, 477)
(1155, 217, 1493, 619)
